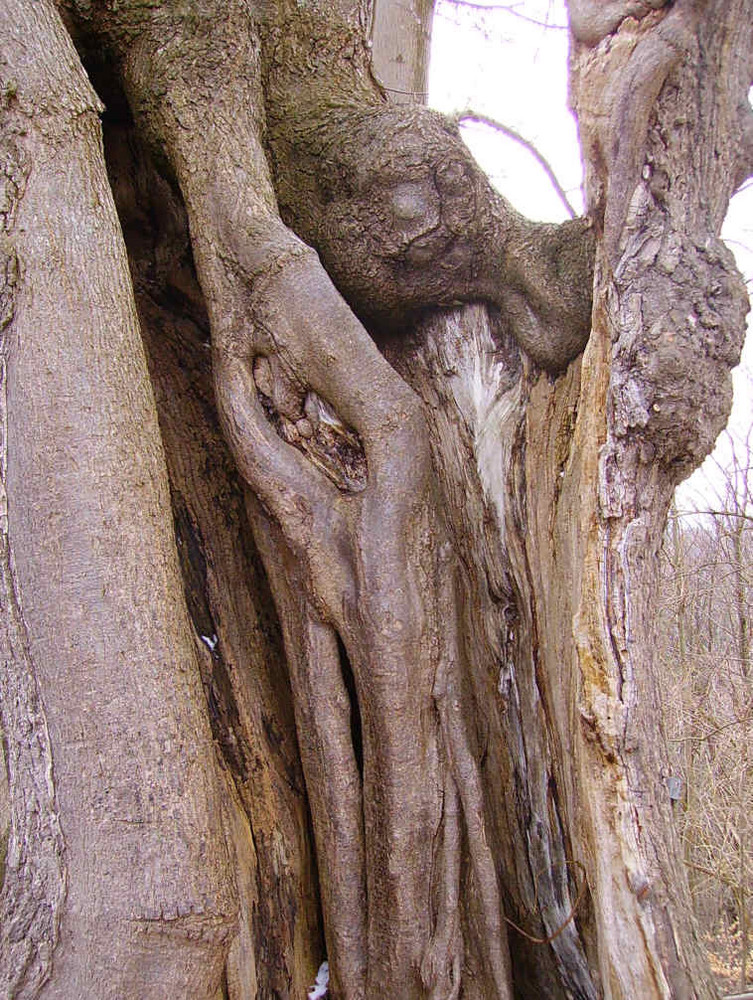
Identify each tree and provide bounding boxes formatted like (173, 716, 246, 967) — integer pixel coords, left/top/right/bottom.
(658, 430, 753, 992)
(0, 1, 751, 998)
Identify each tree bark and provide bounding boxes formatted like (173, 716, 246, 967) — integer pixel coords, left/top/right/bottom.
(1, 3, 237, 997)
(1, 0, 751, 998)
(368, 0, 435, 102)
(551, 2, 751, 995)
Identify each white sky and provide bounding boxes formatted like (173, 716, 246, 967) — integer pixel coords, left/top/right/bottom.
(428, 0, 753, 510)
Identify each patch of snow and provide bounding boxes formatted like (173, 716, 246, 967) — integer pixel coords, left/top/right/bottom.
(307, 961, 329, 1000)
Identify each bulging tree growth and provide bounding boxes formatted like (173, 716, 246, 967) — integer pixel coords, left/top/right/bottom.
(0, 1, 751, 998)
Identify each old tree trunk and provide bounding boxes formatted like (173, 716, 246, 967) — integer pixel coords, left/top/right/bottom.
(1, 0, 751, 997)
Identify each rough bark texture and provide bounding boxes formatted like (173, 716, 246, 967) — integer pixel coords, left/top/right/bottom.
(101, 119, 323, 999)
(1, 4, 237, 997)
(1, 0, 751, 998)
(559, 3, 751, 996)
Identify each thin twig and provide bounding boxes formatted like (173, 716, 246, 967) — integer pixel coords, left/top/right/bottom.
(683, 859, 738, 891)
(456, 110, 578, 218)
(439, 0, 568, 29)
(503, 860, 589, 945)
(669, 713, 753, 745)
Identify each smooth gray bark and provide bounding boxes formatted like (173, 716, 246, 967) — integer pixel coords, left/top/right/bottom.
(1, 4, 236, 997)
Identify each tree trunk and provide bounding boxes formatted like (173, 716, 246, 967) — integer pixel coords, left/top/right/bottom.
(561, 4, 751, 995)
(1, 0, 751, 998)
(0, 4, 237, 997)
(369, 0, 435, 102)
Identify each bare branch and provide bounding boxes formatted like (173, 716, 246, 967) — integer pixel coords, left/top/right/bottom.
(456, 110, 579, 218)
(683, 859, 739, 892)
(669, 713, 753, 744)
(438, 0, 567, 29)
(679, 509, 753, 525)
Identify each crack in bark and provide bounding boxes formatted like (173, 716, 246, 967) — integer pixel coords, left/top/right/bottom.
(253, 357, 368, 494)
